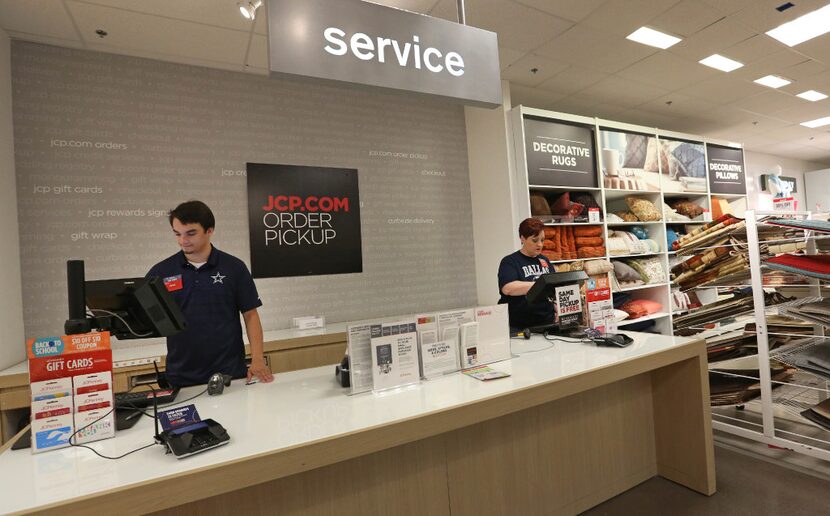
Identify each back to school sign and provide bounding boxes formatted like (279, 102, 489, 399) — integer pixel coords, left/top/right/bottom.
(247, 163, 363, 278)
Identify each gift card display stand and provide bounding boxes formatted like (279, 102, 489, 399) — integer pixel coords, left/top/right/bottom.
(27, 332, 114, 453)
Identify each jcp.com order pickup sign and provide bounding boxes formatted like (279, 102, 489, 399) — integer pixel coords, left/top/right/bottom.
(247, 163, 363, 278)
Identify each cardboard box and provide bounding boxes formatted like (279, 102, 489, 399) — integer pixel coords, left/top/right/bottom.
(30, 377, 72, 402)
(73, 371, 112, 395)
(31, 397, 73, 420)
(72, 409, 115, 445)
(32, 414, 73, 453)
(74, 390, 113, 413)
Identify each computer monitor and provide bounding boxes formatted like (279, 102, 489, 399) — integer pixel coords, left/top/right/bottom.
(63, 260, 186, 339)
(526, 270, 589, 305)
(525, 270, 589, 332)
(85, 277, 187, 340)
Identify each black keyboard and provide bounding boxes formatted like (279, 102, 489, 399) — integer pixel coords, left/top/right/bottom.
(114, 388, 179, 409)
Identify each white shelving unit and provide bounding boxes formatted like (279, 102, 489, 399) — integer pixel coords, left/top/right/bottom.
(709, 210, 830, 462)
(509, 106, 749, 335)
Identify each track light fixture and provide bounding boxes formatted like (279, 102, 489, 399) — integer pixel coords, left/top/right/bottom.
(238, 0, 263, 21)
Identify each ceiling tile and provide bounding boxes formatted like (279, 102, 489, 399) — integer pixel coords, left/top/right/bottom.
(765, 124, 821, 142)
(792, 33, 830, 66)
(550, 96, 623, 119)
(499, 46, 527, 72)
(648, 0, 725, 38)
(535, 25, 657, 74)
(718, 35, 787, 66)
(613, 107, 679, 129)
(675, 76, 763, 104)
(509, 83, 566, 111)
(668, 15, 757, 62)
(0, 0, 80, 41)
(783, 59, 830, 82)
(696, 0, 756, 16)
(428, 0, 456, 21)
(637, 93, 718, 117)
(770, 101, 830, 124)
(537, 65, 608, 95)
(616, 51, 717, 92)
(67, 2, 250, 65)
(581, 0, 682, 38)
(577, 75, 670, 109)
(502, 53, 569, 87)
(730, 49, 809, 82)
(372, 0, 439, 14)
(75, 0, 257, 33)
(728, 0, 829, 33)
(513, 0, 605, 22)
(431, 0, 572, 51)
(729, 90, 807, 114)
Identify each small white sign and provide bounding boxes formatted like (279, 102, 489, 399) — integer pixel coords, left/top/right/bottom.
(588, 208, 601, 223)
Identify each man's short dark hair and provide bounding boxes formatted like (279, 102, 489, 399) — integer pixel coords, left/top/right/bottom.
(169, 200, 215, 231)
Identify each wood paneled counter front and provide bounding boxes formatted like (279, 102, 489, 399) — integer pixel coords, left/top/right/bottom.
(0, 332, 715, 515)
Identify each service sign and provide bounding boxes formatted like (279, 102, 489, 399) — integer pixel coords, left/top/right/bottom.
(267, 0, 502, 107)
(524, 117, 597, 187)
(707, 144, 746, 195)
(247, 163, 363, 278)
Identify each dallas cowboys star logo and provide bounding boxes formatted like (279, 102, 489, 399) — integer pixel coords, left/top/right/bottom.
(211, 272, 226, 284)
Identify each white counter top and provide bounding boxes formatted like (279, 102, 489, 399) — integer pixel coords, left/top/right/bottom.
(0, 331, 699, 514)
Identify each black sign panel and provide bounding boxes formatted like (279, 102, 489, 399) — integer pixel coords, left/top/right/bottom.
(524, 117, 597, 187)
(247, 163, 362, 278)
(706, 144, 746, 195)
(267, 0, 502, 107)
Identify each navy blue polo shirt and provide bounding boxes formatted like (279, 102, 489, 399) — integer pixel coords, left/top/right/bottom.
(147, 246, 262, 387)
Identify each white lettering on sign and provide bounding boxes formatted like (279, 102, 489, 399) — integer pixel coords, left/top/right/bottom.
(323, 27, 465, 77)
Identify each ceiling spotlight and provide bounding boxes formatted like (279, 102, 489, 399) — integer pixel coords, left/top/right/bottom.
(238, 1, 263, 20)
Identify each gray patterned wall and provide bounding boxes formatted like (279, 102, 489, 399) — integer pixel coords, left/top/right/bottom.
(12, 42, 476, 340)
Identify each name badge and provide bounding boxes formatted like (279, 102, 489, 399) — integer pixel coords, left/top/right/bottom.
(163, 275, 183, 292)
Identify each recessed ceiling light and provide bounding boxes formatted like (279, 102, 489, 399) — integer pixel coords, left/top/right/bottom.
(801, 116, 830, 128)
(797, 90, 828, 101)
(626, 27, 682, 49)
(767, 4, 830, 46)
(754, 75, 791, 88)
(699, 54, 744, 72)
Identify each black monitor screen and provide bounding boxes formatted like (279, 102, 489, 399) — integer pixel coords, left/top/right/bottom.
(85, 277, 186, 340)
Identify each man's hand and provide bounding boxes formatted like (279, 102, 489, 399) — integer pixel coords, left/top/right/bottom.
(247, 358, 274, 383)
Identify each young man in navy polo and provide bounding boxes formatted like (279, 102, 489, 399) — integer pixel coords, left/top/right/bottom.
(147, 200, 274, 387)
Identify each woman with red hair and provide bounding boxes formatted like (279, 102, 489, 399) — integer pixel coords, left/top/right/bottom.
(497, 218, 554, 329)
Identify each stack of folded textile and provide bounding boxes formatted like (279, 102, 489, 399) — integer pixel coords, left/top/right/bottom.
(542, 225, 605, 261)
(709, 365, 793, 406)
(765, 254, 830, 281)
(673, 214, 745, 254)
